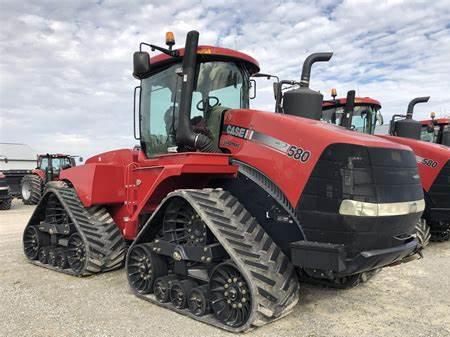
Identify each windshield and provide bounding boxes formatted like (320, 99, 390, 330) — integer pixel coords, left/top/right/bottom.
(39, 157, 71, 170)
(140, 61, 249, 157)
(322, 105, 378, 134)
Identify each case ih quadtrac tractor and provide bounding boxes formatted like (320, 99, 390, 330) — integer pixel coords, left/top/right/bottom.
(21, 154, 78, 205)
(23, 32, 425, 332)
(321, 93, 450, 246)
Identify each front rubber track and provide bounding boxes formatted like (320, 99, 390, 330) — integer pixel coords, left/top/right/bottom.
(23, 186, 126, 276)
(128, 188, 300, 332)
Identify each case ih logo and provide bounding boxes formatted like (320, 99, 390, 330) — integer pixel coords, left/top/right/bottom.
(225, 125, 254, 140)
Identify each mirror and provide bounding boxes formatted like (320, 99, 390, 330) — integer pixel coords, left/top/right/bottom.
(376, 111, 384, 125)
(79, 157, 83, 162)
(133, 51, 151, 79)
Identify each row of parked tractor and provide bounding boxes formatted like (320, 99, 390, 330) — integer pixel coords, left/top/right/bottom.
(14, 31, 450, 332)
(0, 154, 81, 210)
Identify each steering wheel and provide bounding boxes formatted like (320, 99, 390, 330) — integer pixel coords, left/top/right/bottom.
(196, 96, 220, 111)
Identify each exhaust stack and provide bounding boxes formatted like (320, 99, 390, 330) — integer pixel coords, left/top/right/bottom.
(300, 52, 333, 88)
(340, 90, 356, 129)
(406, 96, 430, 119)
(282, 52, 333, 120)
(176, 30, 219, 153)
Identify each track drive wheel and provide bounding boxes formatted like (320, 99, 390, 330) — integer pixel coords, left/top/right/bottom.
(67, 233, 87, 274)
(23, 226, 49, 260)
(209, 262, 252, 328)
(127, 243, 168, 294)
(21, 174, 42, 205)
(415, 218, 431, 247)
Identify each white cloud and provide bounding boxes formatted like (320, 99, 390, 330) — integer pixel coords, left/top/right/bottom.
(1, 0, 449, 159)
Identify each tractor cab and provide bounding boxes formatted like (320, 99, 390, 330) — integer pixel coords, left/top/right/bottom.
(419, 114, 450, 146)
(322, 94, 382, 134)
(36, 154, 76, 181)
(133, 32, 259, 157)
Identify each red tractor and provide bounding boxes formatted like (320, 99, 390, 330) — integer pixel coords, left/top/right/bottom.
(21, 154, 78, 205)
(23, 32, 425, 331)
(321, 93, 450, 246)
(419, 114, 449, 146)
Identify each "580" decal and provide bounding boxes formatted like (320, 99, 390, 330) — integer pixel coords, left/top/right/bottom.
(421, 158, 438, 168)
(287, 145, 311, 163)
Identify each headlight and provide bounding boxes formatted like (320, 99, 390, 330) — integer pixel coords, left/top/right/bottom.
(339, 199, 425, 217)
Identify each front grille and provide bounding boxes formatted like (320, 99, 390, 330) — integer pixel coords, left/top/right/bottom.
(296, 144, 423, 256)
(428, 160, 450, 208)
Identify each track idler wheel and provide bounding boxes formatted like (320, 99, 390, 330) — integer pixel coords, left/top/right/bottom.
(23, 226, 49, 260)
(127, 243, 168, 294)
(67, 233, 86, 274)
(55, 248, 68, 269)
(169, 279, 197, 309)
(188, 285, 210, 316)
(209, 262, 251, 328)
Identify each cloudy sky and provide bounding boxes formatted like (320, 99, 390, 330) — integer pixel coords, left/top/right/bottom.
(1, 0, 449, 159)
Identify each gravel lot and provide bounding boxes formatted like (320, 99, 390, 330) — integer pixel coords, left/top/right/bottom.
(1, 199, 449, 337)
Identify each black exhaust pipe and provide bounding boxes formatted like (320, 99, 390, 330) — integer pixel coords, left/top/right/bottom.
(176, 30, 219, 153)
(340, 90, 356, 129)
(406, 96, 430, 119)
(300, 52, 333, 88)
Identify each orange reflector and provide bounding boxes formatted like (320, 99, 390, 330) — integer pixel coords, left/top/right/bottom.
(431, 111, 436, 119)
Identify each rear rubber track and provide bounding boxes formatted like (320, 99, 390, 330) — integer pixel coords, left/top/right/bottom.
(24, 185, 126, 276)
(132, 188, 299, 332)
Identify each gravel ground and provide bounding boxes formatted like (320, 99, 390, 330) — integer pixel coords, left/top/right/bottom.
(1, 199, 449, 337)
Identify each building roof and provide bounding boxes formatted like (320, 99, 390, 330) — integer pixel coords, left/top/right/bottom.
(0, 143, 37, 161)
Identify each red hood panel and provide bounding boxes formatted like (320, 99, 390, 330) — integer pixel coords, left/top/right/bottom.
(379, 135, 450, 190)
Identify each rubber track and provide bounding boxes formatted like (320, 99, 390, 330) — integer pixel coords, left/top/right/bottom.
(22, 174, 42, 205)
(415, 218, 431, 248)
(131, 188, 299, 332)
(25, 186, 125, 276)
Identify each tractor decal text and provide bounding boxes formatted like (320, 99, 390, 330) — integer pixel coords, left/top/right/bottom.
(223, 124, 311, 164)
(416, 155, 438, 168)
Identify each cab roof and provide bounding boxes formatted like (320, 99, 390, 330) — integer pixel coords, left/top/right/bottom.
(149, 45, 260, 75)
(323, 97, 381, 109)
(420, 118, 449, 126)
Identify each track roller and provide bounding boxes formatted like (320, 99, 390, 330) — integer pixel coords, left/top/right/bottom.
(38, 247, 50, 264)
(47, 248, 57, 267)
(170, 279, 197, 309)
(55, 248, 68, 269)
(188, 285, 210, 317)
(154, 276, 178, 303)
